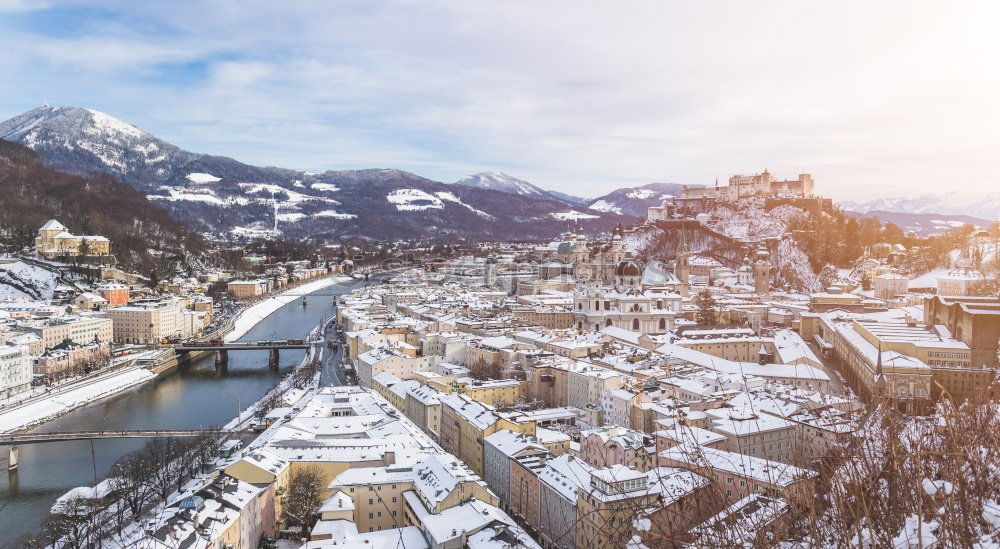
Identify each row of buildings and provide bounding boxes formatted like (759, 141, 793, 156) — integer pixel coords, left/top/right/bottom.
(129, 385, 542, 549)
(334, 269, 856, 546)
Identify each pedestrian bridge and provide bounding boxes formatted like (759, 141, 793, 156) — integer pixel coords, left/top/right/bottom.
(0, 429, 229, 470)
(0, 429, 209, 445)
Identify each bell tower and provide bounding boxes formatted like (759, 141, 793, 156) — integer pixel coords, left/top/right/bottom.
(753, 243, 771, 294)
(677, 226, 690, 297)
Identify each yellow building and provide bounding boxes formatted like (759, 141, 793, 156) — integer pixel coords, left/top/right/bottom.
(228, 279, 266, 300)
(439, 393, 536, 477)
(462, 378, 529, 407)
(35, 219, 110, 259)
(328, 453, 498, 534)
(801, 311, 987, 409)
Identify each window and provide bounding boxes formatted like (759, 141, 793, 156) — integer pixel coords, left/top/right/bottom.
(368, 513, 373, 519)
(632, 319, 640, 330)
(369, 498, 373, 504)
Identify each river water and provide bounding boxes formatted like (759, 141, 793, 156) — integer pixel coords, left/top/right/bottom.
(0, 278, 365, 546)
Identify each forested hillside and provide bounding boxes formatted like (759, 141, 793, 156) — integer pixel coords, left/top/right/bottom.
(0, 140, 208, 281)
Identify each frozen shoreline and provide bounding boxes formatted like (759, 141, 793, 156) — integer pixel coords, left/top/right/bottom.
(224, 275, 352, 342)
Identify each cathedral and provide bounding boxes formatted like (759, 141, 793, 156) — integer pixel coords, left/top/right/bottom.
(534, 224, 627, 284)
(571, 252, 683, 335)
(531, 225, 685, 335)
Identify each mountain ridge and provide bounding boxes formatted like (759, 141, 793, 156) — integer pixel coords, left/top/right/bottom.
(842, 191, 1000, 221)
(0, 106, 630, 241)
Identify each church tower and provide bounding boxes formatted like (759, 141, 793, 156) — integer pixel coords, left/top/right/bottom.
(753, 243, 771, 294)
(484, 256, 498, 287)
(677, 226, 690, 297)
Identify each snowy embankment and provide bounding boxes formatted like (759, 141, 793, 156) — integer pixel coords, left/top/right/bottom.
(0, 368, 155, 433)
(224, 275, 352, 342)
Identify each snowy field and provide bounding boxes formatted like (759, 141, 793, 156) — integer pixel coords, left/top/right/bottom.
(909, 268, 949, 288)
(224, 275, 352, 342)
(0, 260, 59, 301)
(0, 368, 155, 433)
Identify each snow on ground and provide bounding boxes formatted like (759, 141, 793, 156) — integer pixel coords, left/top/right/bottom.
(588, 199, 623, 215)
(314, 210, 357, 220)
(185, 172, 221, 184)
(623, 225, 662, 254)
(238, 183, 339, 206)
(709, 199, 802, 242)
(386, 188, 445, 211)
(626, 189, 656, 199)
(0, 261, 59, 301)
(0, 368, 155, 433)
(434, 192, 494, 219)
(276, 212, 306, 223)
(84, 108, 146, 140)
(550, 210, 599, 221)
(230, 226, 277, 239)
(310, 183, 339, 192)
(150, 186, 237, 206)
(225, 276, 352, 342)
(910, 268, 949, 288)
(931, 219, 966, 228)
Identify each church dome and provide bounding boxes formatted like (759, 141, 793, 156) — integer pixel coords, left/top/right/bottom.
(615, 256, 643, 277)
(557, 242, 574, 253)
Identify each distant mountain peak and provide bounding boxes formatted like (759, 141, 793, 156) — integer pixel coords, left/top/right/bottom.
(454, 171, 578, 205)
(842, 191, 1000, 220)
(0, 105, 151, 143)
(0, 105, 627, 241)
(585, 182, 685, 218)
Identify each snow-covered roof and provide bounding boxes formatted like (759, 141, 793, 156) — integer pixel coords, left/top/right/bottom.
(40, 219, 67, 231)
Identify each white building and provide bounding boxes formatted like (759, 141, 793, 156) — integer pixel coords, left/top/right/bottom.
(573, 256, 683, 334)
(874, 273, 909, 300)
(0, 345, 32, 399)
(937, 269, 986, 297)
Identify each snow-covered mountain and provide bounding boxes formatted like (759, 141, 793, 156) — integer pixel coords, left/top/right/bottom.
(846, 210, 991, 236)
(0, 106, 625, 241)
(842, 192, 1000, 221)
(586, 182, 685, 218)
(453, 171, 576, 203)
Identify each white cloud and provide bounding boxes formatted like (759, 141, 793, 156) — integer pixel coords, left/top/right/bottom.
(1, 1, 999, 201)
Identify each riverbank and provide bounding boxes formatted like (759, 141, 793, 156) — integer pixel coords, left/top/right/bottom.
(0, 275, 351, 435)
(0, 368, 155, 434)
(224, 275, 352, 342)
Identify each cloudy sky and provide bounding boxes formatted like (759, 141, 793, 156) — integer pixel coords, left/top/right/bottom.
(1, 0, 998, 200)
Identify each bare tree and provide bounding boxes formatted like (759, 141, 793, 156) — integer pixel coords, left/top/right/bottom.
(281, 465, 327, 533)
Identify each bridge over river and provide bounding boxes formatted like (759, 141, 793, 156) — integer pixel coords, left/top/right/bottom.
(172, 339, 314, 368)
(1, 429, 237, 470)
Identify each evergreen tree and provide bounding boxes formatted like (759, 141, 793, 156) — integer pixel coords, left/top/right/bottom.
(695, 289, 718, 325)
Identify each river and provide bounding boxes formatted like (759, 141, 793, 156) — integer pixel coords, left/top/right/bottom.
(0, 277, 366, 546)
